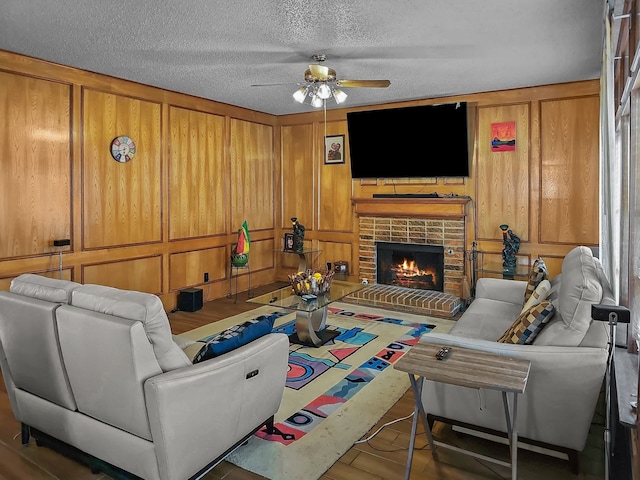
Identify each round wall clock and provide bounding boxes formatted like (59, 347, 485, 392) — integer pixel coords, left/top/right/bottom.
(110, 136, 136, 163)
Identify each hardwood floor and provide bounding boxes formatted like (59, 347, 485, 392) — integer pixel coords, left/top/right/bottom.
(0, 282, 605, 480)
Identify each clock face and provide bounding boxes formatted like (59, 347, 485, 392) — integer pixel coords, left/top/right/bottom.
(110, 136, 136, 163)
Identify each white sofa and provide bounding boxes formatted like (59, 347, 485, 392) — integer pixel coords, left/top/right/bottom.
(418, 246, 614, 471)
(0, 274, 289, 480)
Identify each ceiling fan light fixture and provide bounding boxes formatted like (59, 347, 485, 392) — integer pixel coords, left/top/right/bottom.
(293, 86, 307, 103)
(289, 55, 390, 107)
(333, 88, 347, 104)
(317, 83, 331, 100)
(310, 95, 323, 108)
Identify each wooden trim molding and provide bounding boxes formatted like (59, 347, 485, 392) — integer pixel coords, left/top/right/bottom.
(352, 196, 471, 219)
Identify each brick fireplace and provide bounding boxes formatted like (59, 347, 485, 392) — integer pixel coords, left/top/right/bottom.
(348, 196, 470, 317)
(359, 217, 465, 295)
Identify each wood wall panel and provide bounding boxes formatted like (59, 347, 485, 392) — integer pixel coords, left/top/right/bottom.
(230, 119, 274, 231)
(476, 104, 530, 242)
(317, 241, 353, 274)
(168, 106, 226, 239)
(540, 255, 563, 279)
(245, 239, 276, 271)
(0, 72, 71, 259)
(319, 121, 353, 232)
(169, 247, 227, 291)
(82, 89, 162, 249)
(281, 124, 314, 230)
(82, 256, 162, 294)
(540, 96, 599, 245)
(0, 269, 72, 292)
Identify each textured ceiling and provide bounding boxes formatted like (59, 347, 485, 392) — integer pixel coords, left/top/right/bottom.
(0, 0, 607, 115)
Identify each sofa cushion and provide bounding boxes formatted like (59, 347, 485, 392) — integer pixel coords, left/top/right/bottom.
(449, 297, 523, 341)
(523, 257, 549, 304)
(558, 246, 603, 329)
(10, 274, 81, 304)
(497, 301, 555, 344)
(521, 279, 551, 313)
(71, 284, 191, 372)
(534, 246, 603, 347)
(193, 314, 276, 363)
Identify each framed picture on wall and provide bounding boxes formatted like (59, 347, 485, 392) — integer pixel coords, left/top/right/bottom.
(325, 135, 345, 164)
(284, 233, 295, 251)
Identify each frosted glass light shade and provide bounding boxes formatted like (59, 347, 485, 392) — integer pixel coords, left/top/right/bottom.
(333, 88, 347, 104)
(293, 87, 307, 103)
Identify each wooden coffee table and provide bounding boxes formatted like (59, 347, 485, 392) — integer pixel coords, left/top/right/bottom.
(248, 280, 363, 347)
(394, 342, 531, 480)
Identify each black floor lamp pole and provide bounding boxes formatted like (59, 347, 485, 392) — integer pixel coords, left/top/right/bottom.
(592, 304, 631, 480)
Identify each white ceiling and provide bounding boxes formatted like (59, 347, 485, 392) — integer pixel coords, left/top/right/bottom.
(0, 1, 608, 116)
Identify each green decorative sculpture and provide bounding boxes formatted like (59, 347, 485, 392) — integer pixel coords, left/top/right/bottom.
(291, 217, 305, 253)
(500, 224, 520, 279)
(231, 221, 250, 267)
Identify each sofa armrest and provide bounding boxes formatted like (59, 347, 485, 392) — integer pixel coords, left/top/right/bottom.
(475, 277, 527, 304)
(144, 333, 289, 480)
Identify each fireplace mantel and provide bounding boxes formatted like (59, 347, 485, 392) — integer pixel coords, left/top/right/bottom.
(352, 196, 471, 219)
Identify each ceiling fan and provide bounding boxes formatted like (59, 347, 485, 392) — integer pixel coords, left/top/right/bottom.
(254, 54, 391, 107)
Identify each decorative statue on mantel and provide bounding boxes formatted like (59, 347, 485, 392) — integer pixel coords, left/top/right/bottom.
(500, 224, 520, 279)
(291, 217, 305, 253)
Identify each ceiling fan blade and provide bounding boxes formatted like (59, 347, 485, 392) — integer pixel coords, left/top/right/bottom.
(337, 79, 391, 88)
(309, 64, 331, 80)
(251, 82, 302, 87)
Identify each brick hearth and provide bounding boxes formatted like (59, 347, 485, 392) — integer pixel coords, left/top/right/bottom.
(345, 284, 463, 318)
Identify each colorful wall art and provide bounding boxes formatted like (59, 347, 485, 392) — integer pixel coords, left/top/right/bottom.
(491, 121, 516, 152)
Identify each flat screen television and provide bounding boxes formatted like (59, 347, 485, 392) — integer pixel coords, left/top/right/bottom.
(347, 102, 470, 178)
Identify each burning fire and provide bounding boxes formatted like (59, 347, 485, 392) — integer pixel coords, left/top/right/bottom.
(393, 258, 434, 279)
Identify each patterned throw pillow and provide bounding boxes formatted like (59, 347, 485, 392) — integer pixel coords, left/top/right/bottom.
(498, 301, 555, 345)
(521, 279, 551, 313)
(523, 257, 549, 304)
(193, 314, 275, 363)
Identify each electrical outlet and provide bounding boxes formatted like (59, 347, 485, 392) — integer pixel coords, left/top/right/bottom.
(204, 272, 209, 283)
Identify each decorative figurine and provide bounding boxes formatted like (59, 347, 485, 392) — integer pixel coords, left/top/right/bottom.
(500, 224, 520, 279)
(291, 217, 305, 253)
(231, 220, 250, 267)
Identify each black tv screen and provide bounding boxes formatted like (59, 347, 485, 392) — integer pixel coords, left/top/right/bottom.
(347, 102, 470, 178)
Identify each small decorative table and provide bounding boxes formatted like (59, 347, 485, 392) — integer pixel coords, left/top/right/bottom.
(394, 342, 531, 480)
(248, 280, 363, 347)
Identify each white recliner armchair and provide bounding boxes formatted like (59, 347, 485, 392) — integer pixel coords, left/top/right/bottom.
(0, 274, 289, 480)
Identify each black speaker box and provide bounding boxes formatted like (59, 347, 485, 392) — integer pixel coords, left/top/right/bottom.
(178, 288, 203, 312)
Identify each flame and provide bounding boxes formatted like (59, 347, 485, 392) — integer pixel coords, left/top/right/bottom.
(392, 257, 435, 280)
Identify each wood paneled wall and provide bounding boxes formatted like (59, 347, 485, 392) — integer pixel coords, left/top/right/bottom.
(168, 106, 226, 240)
(277, 81, 600, 286)
(0, 49, 600, 305)
(83, 89, 162, 248)
(0, 71, 72, 259)
(0, 50, 277, 310)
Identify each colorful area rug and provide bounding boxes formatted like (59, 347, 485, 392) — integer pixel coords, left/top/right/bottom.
(180, 301, 455, 480)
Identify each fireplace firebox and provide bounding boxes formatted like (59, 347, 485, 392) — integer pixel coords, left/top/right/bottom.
(376, 242, 445, 292)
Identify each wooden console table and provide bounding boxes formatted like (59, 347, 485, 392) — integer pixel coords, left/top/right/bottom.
(394, 343, 530, 480)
